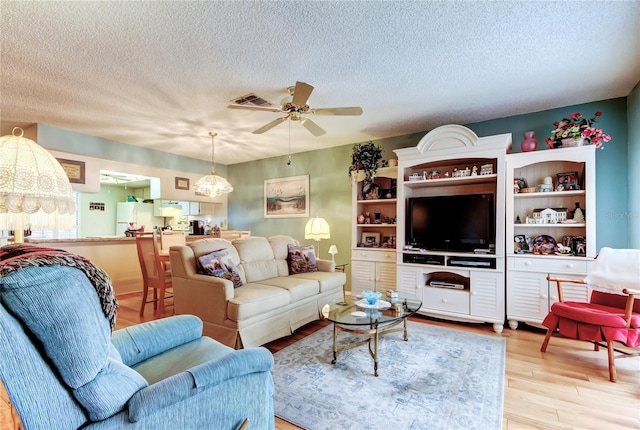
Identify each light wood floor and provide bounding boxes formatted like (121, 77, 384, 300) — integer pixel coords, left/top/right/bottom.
(117, 293, 640, 430)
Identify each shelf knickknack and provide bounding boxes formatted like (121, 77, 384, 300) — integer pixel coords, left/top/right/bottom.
(348, 141, 383, 187)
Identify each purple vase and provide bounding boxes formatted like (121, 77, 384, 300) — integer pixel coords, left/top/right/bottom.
(521, 131, 537, 152)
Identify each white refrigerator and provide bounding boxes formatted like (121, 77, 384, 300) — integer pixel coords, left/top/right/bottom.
(116, 202, 157, 235)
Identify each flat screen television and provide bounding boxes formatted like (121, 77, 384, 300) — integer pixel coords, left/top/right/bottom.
(406, 194, 495, 252)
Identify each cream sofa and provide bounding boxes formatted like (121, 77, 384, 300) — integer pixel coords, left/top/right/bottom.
(169, 235, 346, 348)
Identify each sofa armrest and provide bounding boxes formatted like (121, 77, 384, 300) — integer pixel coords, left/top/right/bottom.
(127, 347, 274, 422)
(316, 258, 335, 272)
(170, 245, 235, 324)
(112, 315, 203, 367)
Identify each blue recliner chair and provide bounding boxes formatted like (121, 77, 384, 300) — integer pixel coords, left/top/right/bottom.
(0, 244, 274, 429)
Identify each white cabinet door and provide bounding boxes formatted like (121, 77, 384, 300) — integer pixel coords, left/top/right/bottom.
(351, 260, 375, 296)
(375, 262, 397, 292)
(397, 265, 421, 296)
(506, 271, 549, 325)
(199, 202, 216, 215)
(470, 271, 504, 320)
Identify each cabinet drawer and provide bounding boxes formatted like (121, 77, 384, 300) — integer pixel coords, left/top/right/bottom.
(423, 287, 469, 314)
(511, 257, 588, 274)
(352, 249, 396, 262)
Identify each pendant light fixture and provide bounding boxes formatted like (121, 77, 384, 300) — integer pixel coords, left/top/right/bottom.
(192, 132, 233, 198)
(0, 127, 76, 243)
(287, 120, 292, 166)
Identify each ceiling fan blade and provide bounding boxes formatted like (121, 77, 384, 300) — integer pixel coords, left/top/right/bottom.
(311, 107, 363, 116)
(253, 116, 288, 134)
(228, 104, 283, 113)
(301, 118, 326, 136)
(291, 81, 314, 107)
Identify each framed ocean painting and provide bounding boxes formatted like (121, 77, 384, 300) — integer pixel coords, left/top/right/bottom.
(264, 175, 309, 218)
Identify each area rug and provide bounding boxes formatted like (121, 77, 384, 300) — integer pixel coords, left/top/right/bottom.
(272, 321, 505, 430)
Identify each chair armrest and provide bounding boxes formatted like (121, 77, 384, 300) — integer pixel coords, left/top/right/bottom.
(547, 276, 586, 302)
(127, 347, 274, 422)
(317, 259, 335, 272)
(622, 288, 640, 327)
(112, 315, 203, 367)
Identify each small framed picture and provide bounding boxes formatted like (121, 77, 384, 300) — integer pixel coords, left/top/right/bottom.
(557, 171, 579, 190)
(56, 158, 85, 184)
(175, 177, 190, 190)
(361, 232, 380, 247)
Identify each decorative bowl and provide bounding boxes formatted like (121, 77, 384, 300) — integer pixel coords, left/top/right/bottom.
(361, 290, 382, 305)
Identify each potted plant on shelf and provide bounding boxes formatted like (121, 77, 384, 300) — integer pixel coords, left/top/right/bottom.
(545, 111, 611, 149)
(348, 141, 383, 186)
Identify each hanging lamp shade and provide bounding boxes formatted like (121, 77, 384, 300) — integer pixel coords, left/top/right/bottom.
(0, 127, 76, 241)
(192, 132, 233, 198)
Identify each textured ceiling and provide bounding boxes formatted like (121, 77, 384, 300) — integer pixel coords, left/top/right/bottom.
(1, 1, 639, 165)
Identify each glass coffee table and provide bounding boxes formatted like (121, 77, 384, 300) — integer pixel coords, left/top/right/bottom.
(322, 292, 422, 376)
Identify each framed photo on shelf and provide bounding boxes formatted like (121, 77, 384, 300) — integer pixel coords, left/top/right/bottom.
(264, 175, 309, 218)
(361, 232, 380, 247)
(557, 171, 579, 190)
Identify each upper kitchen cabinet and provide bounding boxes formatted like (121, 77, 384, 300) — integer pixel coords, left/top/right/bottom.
(180, 202, 218, 216)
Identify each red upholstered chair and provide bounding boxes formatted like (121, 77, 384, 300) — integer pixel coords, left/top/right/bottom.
(540, 247, 640, 382)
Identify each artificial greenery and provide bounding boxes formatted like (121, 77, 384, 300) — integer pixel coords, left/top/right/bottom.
(348, 141, 383, 186)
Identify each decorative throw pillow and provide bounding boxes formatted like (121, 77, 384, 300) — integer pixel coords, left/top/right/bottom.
(198, 249, 243, 288)
(287, 244, 318, 274)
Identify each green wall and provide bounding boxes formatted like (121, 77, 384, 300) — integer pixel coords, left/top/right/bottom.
(227, 97, 635, 268)
(226, 132, 422, 262)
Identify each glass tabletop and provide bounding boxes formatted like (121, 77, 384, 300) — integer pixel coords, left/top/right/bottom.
(322, 292, 422, 326)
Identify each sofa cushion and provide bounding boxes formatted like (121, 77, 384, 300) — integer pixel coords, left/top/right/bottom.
(256, 276, 320, 302)
(199, 249, 243, 288)
(189, 238, 246, 284)
(287, 244, 318, 274)
(268, 235, 299, 276)
(292, 271, 347, 293)
(233, 237, 278, 282)
(132, 336, 234, 385)
(226, 283, 290, 321)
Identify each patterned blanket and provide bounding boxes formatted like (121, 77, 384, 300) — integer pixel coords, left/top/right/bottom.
(0, 243, 118, 329)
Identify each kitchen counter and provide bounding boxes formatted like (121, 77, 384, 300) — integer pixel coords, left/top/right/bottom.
(20, 232, 249, 296)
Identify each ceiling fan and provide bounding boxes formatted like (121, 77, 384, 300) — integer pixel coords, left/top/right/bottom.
(228, 81, 363, 136)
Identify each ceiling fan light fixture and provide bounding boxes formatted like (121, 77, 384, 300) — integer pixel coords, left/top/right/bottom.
(192, 132, 233, 198)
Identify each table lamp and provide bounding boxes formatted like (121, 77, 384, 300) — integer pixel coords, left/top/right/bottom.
(304, 216, 330, 256)
(328, 245, 338, 262)
(0, 127, 75, 243)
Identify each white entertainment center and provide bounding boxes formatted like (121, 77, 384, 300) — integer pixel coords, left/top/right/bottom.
(350, 124, 597, 334)
(394, 125, 510, 334)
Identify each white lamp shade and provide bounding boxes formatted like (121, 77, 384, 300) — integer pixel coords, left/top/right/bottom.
(328, 245, 338, 255)
(0, 128, 76, 232)
(192, 132, 233, 198)
(304, 216, 330, 241)
(192, 172, 234, 197)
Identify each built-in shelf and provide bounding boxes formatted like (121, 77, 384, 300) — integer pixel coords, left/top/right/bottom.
(514, 190, 585, 199)
(355, 198, 397, 204)
(514, 224, 586, 228)
(403, 173, 497, 188)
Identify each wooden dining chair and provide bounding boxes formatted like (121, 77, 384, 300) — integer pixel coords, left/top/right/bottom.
(159, 230, 186, 271)
(135, 232, 173, 316)
(159, 230, 186, 250)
